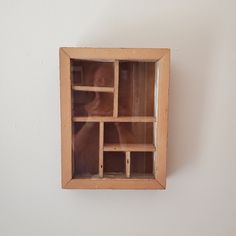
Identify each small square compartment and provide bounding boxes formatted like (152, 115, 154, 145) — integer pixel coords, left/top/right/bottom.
(118, 61, 155, 117)
(72, 122, 99, 178)
(104, 122, 154, 144)
(71, 60, 114, 87)
(104, 152, 125, 177)
(130, 152, 154, 178)
(73, 91, 114, 117)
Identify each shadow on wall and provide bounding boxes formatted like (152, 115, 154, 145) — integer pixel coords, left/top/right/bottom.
(167, 40, 215, 176)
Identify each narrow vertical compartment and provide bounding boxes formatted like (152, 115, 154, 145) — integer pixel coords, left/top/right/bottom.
(118, 61, 155, 117)
(130, 152, 154, 178)
(72, 122, 99, 178)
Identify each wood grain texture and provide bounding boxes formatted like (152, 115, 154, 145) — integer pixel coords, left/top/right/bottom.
(103, 144, 156, 152)
(60, 48, 72, 187)
(99, 122, 104, 177)
(72, 85, 114, 93)
(61, 48, 168, 61)
(126, 152, 131, 178)
(60, 48, 170, 189)
(73, 116, 155, 122)
(64, 178, 164, 189)
(156, 51, 170, 188)
(113, 60, 119, 117)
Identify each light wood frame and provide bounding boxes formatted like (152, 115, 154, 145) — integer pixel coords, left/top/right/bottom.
(60, 48, 170, 189)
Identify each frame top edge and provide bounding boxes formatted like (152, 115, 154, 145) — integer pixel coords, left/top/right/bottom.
(59, 47, 170, 51)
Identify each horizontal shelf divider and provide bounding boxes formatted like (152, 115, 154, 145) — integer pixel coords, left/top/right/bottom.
(72, 85, 114, 93)
(73, 116, 156, 122)
(103, 144, 156, 152)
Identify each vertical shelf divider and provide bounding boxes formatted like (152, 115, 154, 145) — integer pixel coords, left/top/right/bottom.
(113, 60, 119, 117)
(99, 122, 104, 177)
(153, 61, 159, 179)
(126, 152, 131, 178)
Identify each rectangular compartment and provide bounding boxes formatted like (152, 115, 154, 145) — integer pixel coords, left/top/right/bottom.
(71, 60, 114, 87)
(104, 122, 154, 144)
(73, 90, 114, 117)
(72, 122, 99, 177)
(130, 152, 154, 178)
(104, 152, 125, 177)
(118, 61, 155, 117)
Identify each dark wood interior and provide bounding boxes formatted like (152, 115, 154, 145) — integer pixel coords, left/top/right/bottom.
(104, 152, 125, 176)
(72, 122, 99, 177)
(71, 60, 156, 179)
(73, 91, 113, 117)
(130, 152, 153, 176)
(104, 122, 153, 144)
(71, 60, 114, 87)
(118, 61, 155, 117)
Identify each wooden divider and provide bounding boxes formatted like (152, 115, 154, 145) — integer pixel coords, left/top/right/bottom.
(73, 85, 114, 93)
(73, 116, 155, 122)
(113, 60, 119, 117)
(153, 121, 158, 179)
(126, 152, 131, 178)
(103, 144, 156, 152)
(99, 122, 104, 177)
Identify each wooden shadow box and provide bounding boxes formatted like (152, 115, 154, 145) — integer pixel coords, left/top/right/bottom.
(60, 48, 170, 189)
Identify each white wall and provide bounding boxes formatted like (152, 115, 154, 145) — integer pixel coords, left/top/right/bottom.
(0, 0, 236, 235)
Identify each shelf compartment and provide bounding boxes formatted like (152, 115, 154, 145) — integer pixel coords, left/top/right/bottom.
(118, 61, 155, 117)
(71, 60, 114, 87)
(72, 122, 99, 177)
(73, 116, 155, 122)
(73, 90, 113, 117)
(72, 85, 114, 93)
(103, 144, 156, 152)
(104, 122, 154, 144)
(130, 152, 154, 177)
(104, 152, 125, 176)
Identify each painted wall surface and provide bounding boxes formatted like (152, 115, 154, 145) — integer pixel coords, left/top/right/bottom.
(0, 1, 236, 235)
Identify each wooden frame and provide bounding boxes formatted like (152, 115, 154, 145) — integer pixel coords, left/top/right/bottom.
(60, 48, 170, 189)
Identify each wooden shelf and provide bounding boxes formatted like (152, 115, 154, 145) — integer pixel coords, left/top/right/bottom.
(73, 116, 156, 122)
(72, 173, 154, 179)
(72, 85, 114, 93)
(103, 144, 156, 152)
(60, 48, 170, 189)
